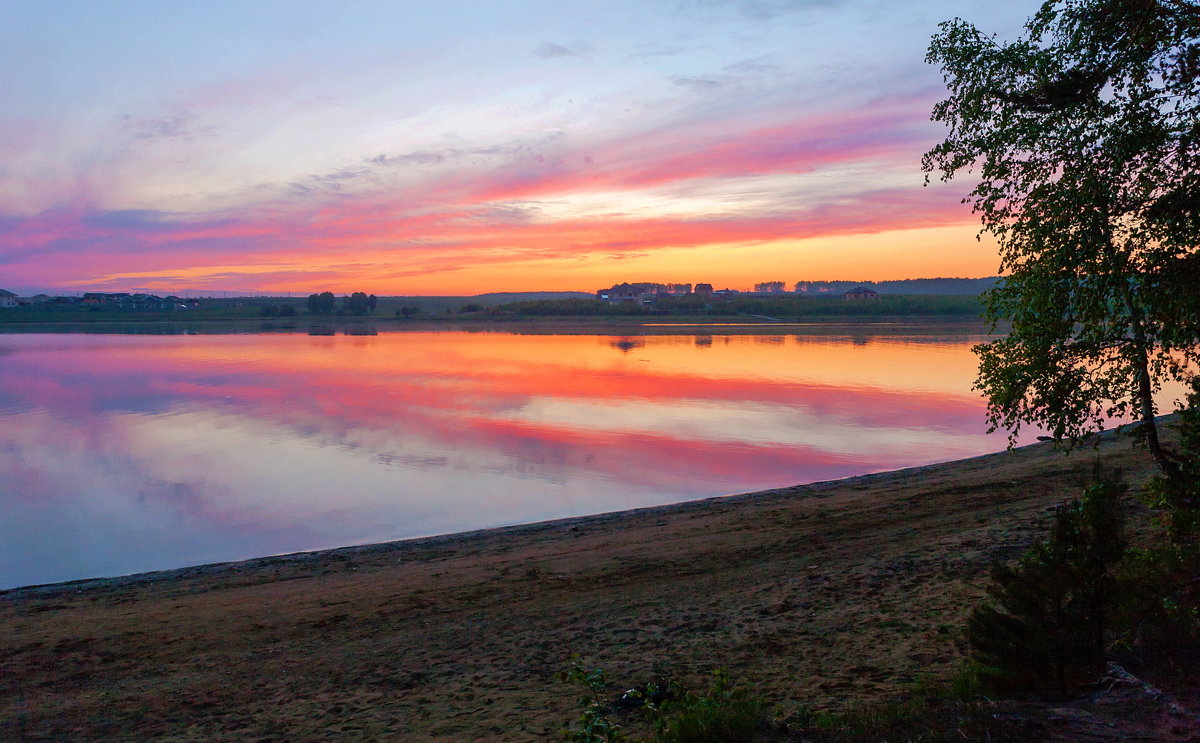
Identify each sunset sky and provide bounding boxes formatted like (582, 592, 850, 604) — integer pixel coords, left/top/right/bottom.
(0, 1, 1041, 296)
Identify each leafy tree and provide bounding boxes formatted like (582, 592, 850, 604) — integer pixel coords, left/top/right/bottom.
(924, 0, 1200, 475)
(344, 291, 372, 316)
(368, 293, 377, 312)
(307, 291, 336, 315)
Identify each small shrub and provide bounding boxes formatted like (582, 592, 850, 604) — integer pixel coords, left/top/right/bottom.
(645, 671, 766, 743)
(1115, 542, 1200, 648)
(559, 664, 768, 743)
(965, 476, 1126, 698)
(1115, 383, 1200, 648)
(559, 660, 626, 743)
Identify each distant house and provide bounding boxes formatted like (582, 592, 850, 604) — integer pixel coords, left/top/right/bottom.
(82, 292, 132, 305)
(0, 289, 16, 308)
(843, 286, 880, 301)
(132, 293, 173, 310)
(598, 283, 645, 303)
(693, 283, 714, 298)
(597, 282, 662, 304)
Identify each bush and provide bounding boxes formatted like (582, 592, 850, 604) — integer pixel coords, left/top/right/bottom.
(642, 671, 765, 743)
(1115, 382, 1200, 648)
(965, 476, 1126, 698)
(559, 663, 769, 743)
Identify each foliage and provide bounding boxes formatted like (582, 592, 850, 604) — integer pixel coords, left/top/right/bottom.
(924, 0, 1200, 472)
(306, 291, 336, 315)
(1143, 379, 1200, 532)
(1114, 539, 1200, 648)
(258, 303, 297, 317)
(1115, 381, 1200, 645)
(966, 476, 1127, 698)
(795, 693, 1034, 743)
(499, 294, 983, 318)
(342, 291, 375, 316)
(643, 671, 766, 743)
(558, 663, 768, 743)
(500, 298, 649, 316)
(560, 661, 627, 743)
(712, 294, 982, 318)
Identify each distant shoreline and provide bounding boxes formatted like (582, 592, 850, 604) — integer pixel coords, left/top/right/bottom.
(0, 314, 996, 335)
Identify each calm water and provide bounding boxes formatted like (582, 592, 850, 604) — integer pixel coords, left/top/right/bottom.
(1, 325, 1014, 588)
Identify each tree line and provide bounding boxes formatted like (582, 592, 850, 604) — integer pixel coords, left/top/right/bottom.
(305, 291, 378, 316)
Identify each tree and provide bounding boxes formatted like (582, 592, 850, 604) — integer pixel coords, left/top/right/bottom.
(967, 477, 1126, 697)
(924, 0, 1200, 475)
(307, 291, 336, 315)
(344, 291, 371, 316)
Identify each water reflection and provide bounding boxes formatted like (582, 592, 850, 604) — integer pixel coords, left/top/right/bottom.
(2, 328, 1005, 588)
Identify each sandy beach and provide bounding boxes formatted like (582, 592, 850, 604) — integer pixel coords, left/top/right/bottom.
(0, 427, 1180, 741)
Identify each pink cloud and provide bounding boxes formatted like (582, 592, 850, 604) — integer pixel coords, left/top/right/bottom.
(0, 92, 975, 291)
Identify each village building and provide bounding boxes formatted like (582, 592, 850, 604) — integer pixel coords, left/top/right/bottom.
(843, 286, 880, 301)
(0, 289, 17, 308)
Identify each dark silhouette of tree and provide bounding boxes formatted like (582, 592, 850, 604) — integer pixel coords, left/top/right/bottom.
(968, 477, 1126, 697)
(307, 291, 336, 315)
(344, 291, 372, 316)
(924, 0, 1200, 475)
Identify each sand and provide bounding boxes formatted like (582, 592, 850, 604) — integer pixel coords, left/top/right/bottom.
(0, 428, 1181, 741)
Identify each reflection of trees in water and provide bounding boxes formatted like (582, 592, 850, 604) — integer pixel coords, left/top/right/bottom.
(694, 335, 713, 348)
(851, 334, 870, 346)
(754, 335, 785, 345)
(611, 338, 645, 353)
(307, 325, 378, 336)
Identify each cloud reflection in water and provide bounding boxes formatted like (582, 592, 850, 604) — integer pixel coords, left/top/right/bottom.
(0, 329, 999, 588)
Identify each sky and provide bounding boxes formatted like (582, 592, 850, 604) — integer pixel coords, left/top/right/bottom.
(0, 0, 1044, 296)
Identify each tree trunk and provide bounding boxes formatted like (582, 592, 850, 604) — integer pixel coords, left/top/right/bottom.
(1133, 340, 1180, 478)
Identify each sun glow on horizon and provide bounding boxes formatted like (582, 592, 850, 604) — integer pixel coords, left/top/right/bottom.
(0, 1, 1038, 296)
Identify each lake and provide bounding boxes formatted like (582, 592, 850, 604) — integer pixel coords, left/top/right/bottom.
(1, 323, 1017, 589)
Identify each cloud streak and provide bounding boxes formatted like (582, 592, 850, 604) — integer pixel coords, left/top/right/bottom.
(0, 0, 1037, 294)
(0, 86, 981, 293)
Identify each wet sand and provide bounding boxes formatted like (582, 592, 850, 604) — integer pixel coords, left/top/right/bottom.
(0, 427, 1171, 741)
